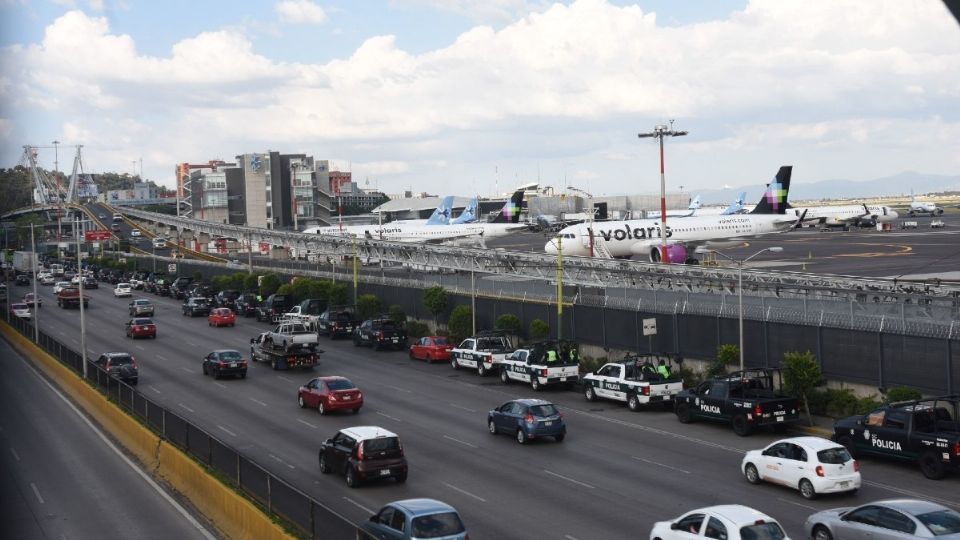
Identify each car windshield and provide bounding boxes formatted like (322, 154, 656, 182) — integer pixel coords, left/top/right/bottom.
(135, 300, 150, 306)
(326, 379, 355, 391)
(411, 512, 466, 538)
(291, 325, 311, 334)
(529, 404, 559, 417)
(12, 303, 27, 310)
(133, 318, 153, 325)
(118, 283, 130, 288)
(817, 447, 852, 465)
(917, 510, 960, 536)
(218, 351, 242, 360)
(740, 522, 786, 540)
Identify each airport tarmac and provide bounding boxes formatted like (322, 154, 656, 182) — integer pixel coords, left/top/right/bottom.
(487, 214, 960, 280)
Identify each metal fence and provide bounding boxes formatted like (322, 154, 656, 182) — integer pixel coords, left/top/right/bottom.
(3, 316, 357, 540)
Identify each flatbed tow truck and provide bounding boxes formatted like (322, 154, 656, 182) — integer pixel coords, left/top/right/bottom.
(250, 333, 322, 371)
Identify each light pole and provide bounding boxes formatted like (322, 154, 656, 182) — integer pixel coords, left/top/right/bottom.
(53, 140, 62, 247)
(566, 186, 594, 257)
(638, 121, 687, 262)
(30, 223, 39, 343)
(75, 217, 89, 377)
(702, 246, 783, 371)
(556, 235, 563, 341)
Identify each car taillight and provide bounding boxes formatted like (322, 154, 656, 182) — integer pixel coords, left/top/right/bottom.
(355, 441, 365, 461)
(815, 465, 824, 477)
(218, 361, 226, 368)
(853, 460, 860, 472)
(952, 441, 960, 457)
(525, 414, 535, 424)
(540, 368, 548, 376)
(378, 331, 384, 339)
(398, 444, 404, 457)
(754, 405, 763, 417)
(642, 386, 650, 396)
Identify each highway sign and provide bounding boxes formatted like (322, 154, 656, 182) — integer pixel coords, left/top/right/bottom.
(168, 264, 177, 273)
(85, 230, 113, 242)
(642, 318, 657, 336)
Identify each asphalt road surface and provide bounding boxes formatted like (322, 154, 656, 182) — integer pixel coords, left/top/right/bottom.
(0, 336, 216, 540)
(9, 281, 958, 539)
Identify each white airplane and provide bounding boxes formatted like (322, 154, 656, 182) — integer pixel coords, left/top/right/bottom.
(450, 197, 478, 224)
(304, 191, 526, 243)
(909, 193, 943, 216)
(545, 166, 802, 263)
(792, 203, 898, 227)
(646, 195, 701, 219)
(389, 196, 455, 226)
(683, 192, 748, 217)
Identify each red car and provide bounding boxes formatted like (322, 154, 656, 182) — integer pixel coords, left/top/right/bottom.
(207, 307, 236, 327)
(125, 317, 157, 339)
(408, 336, 454, 363)
(297, 376, 363, 415)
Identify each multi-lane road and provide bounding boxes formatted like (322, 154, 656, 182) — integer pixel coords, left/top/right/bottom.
(6, 277, 957, 539)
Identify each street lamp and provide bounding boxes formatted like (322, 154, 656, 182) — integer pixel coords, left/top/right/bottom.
(638, 122, 687, 262)
(700, 246, 783, 371)
(75, 217, 89, 377)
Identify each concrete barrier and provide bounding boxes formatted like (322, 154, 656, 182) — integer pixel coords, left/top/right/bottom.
(0, 323, 294, 540)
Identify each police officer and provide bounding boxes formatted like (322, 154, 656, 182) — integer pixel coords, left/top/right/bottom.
(656, 359, 671, 379)
(546, 348, 558, 363)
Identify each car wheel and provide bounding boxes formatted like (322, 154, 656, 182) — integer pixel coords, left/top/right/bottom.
(240, 372, 246, 379)
(744, 463, 761, 484)
(318, 400, 326, 415)
(352, 337, 360, 347)
(425, 353, 432, 363)
(584, 385, 596, 402)
(318, 453, 331, 474)
(213, 369, 221, 380)
(345, 466, 358, 488)
(395, 472, 407, 484)
(812, 526, 833, 540)
(202, 364, 207, 375)
(837, 436, 858, 458)
(230, 323, 234, 327)
(920, 451, 946, 480)
(408, 349, 415, 360)
(628, 393, 644, 411)
(516, 429, 528, 445)
(152, 334, 157, 339)
(500, 369, 510, 384)
(555, 433, 565, 443)
(477, 362, 486, 376)
(676, 402, 693, 423)
(732, 414, 753, 436)
(352, 408, 360, 414)
(531, 376, 541, 391)
(298, 395, 305, 408)
(799, 478, 816, 500)
(488, 419, 498, 435)
(451, 357, 459, 370)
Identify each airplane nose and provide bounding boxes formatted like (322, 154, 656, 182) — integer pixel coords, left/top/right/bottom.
(889, 210, 899, 219)
(545, 239, 558, 254)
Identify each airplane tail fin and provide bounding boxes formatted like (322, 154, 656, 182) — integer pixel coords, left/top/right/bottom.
(749, 166, 792, 215)
(687, 195, 701, 211)
(721, 191, 747, 215)
(425, 195, 454, 225)
(451, 197, 478, 224)
(492, 190, 524, 223)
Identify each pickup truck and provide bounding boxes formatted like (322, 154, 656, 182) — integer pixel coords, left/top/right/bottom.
(282, 298, 326, 328)
(353, 318, 408, 351)
(451, 332, 514, 376)
(56, 287, 89, 309)
(250, 333, 321, 370)
(264, 321, 319, 352)
(833, 395, 959, 479)
(256, 293, 294, 324)
(499, 340, 580, 390)
(582, 354, 684, 411)
(673, 368, 801, 436)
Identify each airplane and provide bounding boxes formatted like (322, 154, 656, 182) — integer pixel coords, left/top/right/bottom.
(791, 203, 898, 227)
(545, 166, 802, 263)
(450, 197, 478, 224)
(389, 196, 455, 226)
(909, 193, 943, 216)
(304, 191, 526, 244)
(646, 195, 701, 219)
(682, 192, 748, 216)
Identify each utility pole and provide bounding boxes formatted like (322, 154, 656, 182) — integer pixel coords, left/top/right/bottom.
(556, 235, 563, 341)
(30, 223, 39, 343)
(75, 217, 88, 377)
(53, 140, 62, 248)
(638, 121, 688, 263)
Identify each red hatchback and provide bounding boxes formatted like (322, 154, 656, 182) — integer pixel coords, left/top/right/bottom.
(125, 317, 157, 339)
(298, 376, 363, 415)
(208, 307, 236, 327)
(408, 336, 454, 363)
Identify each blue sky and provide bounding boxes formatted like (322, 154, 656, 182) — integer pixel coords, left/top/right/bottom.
(1, 0, 958, 199)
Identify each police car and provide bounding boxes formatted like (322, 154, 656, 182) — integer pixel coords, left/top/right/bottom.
(450, 332, 513, 376)
(498, 340, 580, 390)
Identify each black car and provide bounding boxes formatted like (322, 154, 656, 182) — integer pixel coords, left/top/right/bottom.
(83, 276, 98, 289)
(255, 293, 293, 323)
(15, 274, 30, 286)
(236, 292, 259, 317)
(182, 297, 211, 317)
(187, 283, 215, 300)
(170, 276, 195, 299)
(318, 426, 408, 487)
(353, 318, 408, 350)
(215, 289, 241, 310)
(318, 308, 360, 339)
(94, 352, 139, 385)
(202, 349, 247, 379)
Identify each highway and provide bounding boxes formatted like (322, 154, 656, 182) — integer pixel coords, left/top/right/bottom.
(0, 336, 216, 540)
(8, 277, 958, 539)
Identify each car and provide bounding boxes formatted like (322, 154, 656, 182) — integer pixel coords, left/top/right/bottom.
(152, 237, 166, 249)
(125, 317, 157, 339)
(488, 398, 566, 444)
(235, 292, 259, 317)
(359, 499, 468, 540)
(53, 281, 72, 294)
(15, 274, 30, 286)
(39, 274, 55, 285)
(114, 283, 133, 297)
(70, 275, 81, 284)
(98, 213, 106, 219)
(804, 499, 960, 540)
(208, 307, 236, 327)
(214, 289, 241, 310)
(93, 352, 139, 385)
(111, 223, 121, 231)
(23, 292, 41, 308)
(318, 426, 408, 488)
(408, 336, 455, 363)
(182, 297, 211, 317)
(170, 276, 195, 300)
(741, 437, 860, 499)
(10, 302, 32, 319)
(201, 349, 248, 379)
(130, 229, 141, 237)
(650, 505, 789, 540)
(128, 298, 155, 316)
(298, 376, 363, 415)
(82, 276, 98, 289)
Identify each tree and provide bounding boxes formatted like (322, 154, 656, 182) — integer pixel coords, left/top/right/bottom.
(291, 277, 313, 303)
(15, 214, 45, 248)
(388, 305, 406, 325)
(259, 273, 281, 297)
(529, 319, 549, 340)
(328, 282, 350, 307)
(307, 280, 332, 306)
(276, 283, 294, 297)
(422, 286, 448, 329)
(243, 273, 259, 292)
(707, 344, 739, 378)
(782, 350, 823, 426)
(495, 313, 522, 343)
(448, 305, 473, 342)
(357, 294, 382, 320)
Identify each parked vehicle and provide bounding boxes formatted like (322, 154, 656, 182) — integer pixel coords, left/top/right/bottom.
(250, 333, 321, 370)
(358, 499, 468, 540)
(408, 336, 454, 363)
(235, 292, 259, 317)
(582, 354, 684, 410)
(317, 307, 360, 339)
(450, 331, 514, 376)
(353, 318, 408, 351)
(125, 318, 157, 339)
(201, 349, 248, 379)
(182, 297, 212, 317)
(500, 340, 581, 391)
(318, 426, 408, 487)
(255, 293, 294, 324)
(214, 289, 241, 311)
(282, 298, 326, 327)
(742, 437, 860, 499)
(169, 276, 195, 299)
(298, 376, 362, 414)
(488, 398, 566, 444)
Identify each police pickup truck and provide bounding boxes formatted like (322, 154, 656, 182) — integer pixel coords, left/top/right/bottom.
(264, 321, 320, 352)
(499, 340, 580, 390)
(250, 333, 321, 371)
(674, 368, 800, 436)
(833, 395, 960, 479)
(582, 354, 684, 411)
(450, 332, 514, 376)
(282, 298, 325, 328)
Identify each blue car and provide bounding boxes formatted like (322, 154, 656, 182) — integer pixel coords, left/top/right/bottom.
(488, 398, 566, 444)
(359, 498, 468, 540)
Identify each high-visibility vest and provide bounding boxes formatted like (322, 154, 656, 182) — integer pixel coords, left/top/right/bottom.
(546, 350, 557, 362)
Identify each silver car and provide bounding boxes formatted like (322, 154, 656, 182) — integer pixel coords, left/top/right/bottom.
(805, 499, 960, 540)
(129, 299, 155, 316)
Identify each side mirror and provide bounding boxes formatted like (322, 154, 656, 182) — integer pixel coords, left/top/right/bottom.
(670, 523, 681, 531)
(249, 338, 255, 344)
(369, 515, 378, 523)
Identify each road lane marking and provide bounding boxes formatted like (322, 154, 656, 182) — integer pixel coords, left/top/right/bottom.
(777, 497, 816, 511)
(342, 497, 374, 514)
(443, 435, 477, 448)
(10, 447, 20, 461)
(156, 354, 168, 361)
(442, 482, 486, 502)
(179, 367, 192, 373)
(386, 384, 411, 393)
(30, 483, 44, 504)
(268, 454, 295, 470)
(58, 330, 65, 336)
(543, 470, 594, 489)
(449, 403, 477, 413)
(218, 425, 237, 437)
(297, 419, 317, 429)
(566, 408, 746, 454)
(178, 403, 195, 413)
(565, 536, 582, 540)
(213, 382, 227, 389)
(376, 411, 402, 422)
(632, 456, 690, 474)
(865, 480, 959, 508)
(135, 345, 145, 351)
(249, 397, 268, 407)
(277, 375, 293, 383)
(149, 386, 161, 394)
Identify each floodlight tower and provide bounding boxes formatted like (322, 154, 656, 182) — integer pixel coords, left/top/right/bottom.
(637, 121, 687, 262)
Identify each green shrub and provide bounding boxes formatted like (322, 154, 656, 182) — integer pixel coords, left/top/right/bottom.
(782, 350, 823, 426)
(405, 321, 430, 339)
(855, 395, 882, 414)
(884, 386, 922, 403)
(259, 274, 281, 296)
(356, 294, 382, 320)
(276, 284, 294, 297)
(676, 365, 702, 388)
(243, 273, 259, 291)
(328, 282, 349, 306)
(307, 280, 331, 303)
(422, 286, 448, 328)
(388, 305, 406, 325)
(529, 319, 549, 340)
(578, 355, 605, 374)
(448, 305, 473, 343)
(494, 314, 522, 337)
(706, 344, 739, 378)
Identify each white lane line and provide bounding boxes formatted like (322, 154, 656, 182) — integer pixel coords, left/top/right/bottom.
(567, 407, 747, 454)
(376, 411, 402, 422)
(543, 470, 595, 489)
(135, 345, 145, 351)
(30, 483, 44, 504)
(218, 425, 237, 437)
(865, 480, 960, 508)
(448, 403, 477, 413)
(156, 354, 168, 361)
(58, 330, 66, 336)
(188, 342, 198, 347)
(565, 536, 581, 540)
(178, 403, 195, 413)
(386, 384, 411, 394)
(70, 339, 79, 345)
(149, 386, 161, 394)
(343, 497, 374, 514)
(268, 454, 296, 470)
(10, 447, 21, 461)
(777, 497, 816, 511)
(443, 435, 477, 449)
(442, 482, 486, 502)
(179, 367, 192, 373)
(249, 397, 268, 407)
(277, 375, 293, 383)
(632, 456, 690, 474)
(297, 419, 317, 429)
(213, 382, 227, 389)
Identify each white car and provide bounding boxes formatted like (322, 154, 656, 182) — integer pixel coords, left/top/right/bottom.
(71, 275, 81, 284)
(54, 281, 72, 294)
(741, 436, 860, 499)
(650, 505, 789, 540)
(37, 271, 52, 280)
(10, 302, 32, 319)
(152, 237, 166, 249)
(114, 283, 133, 297)
(40, 274, 56, 285)
(131, 229, 141, 237)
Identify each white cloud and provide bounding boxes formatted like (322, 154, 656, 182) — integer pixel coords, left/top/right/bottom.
(397, 0, 550, 25)
(275, 0, 328, 25)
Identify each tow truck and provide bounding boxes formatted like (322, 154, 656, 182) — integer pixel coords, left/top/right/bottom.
(450, 331, 514, 376)
(250, 333, 322, 371)
(498, 340, 580, 390)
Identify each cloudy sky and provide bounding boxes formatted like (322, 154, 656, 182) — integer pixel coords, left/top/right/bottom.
(1, 0, 958, 198)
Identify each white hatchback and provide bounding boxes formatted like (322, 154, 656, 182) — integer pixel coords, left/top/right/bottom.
(54, 281, 72, 294)
(114, 283, 133, 297)
(650, 505, 789, 540)
(741, 436, 860, 499)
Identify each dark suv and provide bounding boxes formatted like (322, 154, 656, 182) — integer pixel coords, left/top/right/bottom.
(182, 297, 211, 317)
(215, 289, 241, 310)
(94, 352, 139, 385)
(319, 426, 408, 487)
(255, 293, 293, 323)
(170, 276, 195, 299)
(236, 292, 259, 317)
(353, 318, 408, 351)
(318, 308, 360, 339)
